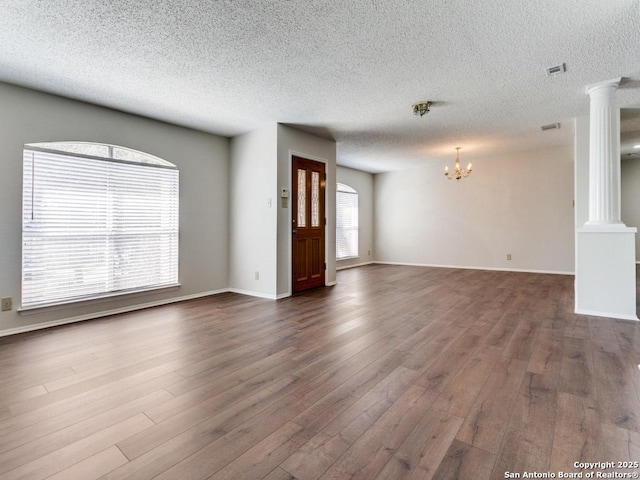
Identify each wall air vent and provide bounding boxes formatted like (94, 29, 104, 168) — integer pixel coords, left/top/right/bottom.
(546, 63, 567, 76)
(541, 123, 561, 131)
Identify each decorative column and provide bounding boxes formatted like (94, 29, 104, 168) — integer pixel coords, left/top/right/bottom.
(585, 78, 623, 226)
(575, 77, 638, 321)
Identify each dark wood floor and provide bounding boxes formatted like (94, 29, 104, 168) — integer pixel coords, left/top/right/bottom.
(0, 265, 639, 480)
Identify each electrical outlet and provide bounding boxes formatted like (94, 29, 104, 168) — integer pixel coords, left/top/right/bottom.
(255, 271, 260, 281)
(1, 297, 12, 311)
(507, 254, 512, 261)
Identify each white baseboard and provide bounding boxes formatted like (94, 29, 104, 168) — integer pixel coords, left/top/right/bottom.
(0, 289, 230, 338)
(336, 261, 374, 271)
(2, 281, 347, 337)
(229, 288, 312, 300)
(228, 288, 279, 300)
(574, 308, 639, 321)
(373, 261, 574, 276)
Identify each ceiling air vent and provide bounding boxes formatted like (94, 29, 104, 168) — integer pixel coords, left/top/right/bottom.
(541, 123, 561, 131)
(546, 63, 567, 76)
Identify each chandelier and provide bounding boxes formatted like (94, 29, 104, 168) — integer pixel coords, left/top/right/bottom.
(444, 147, 472, 180)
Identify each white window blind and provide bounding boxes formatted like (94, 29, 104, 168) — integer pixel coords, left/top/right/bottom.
(22, 144, 179, 309)
(336, 183, 358, 260)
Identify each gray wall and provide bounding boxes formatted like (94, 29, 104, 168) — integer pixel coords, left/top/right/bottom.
(622, 157, 640, 261)
(336, 166, 374, 269)
(229, 125, 278, 297)
(374, 145, 575, 273)
(229, 124, 337, 299)
(277, 125, 337, 295)
(0, 82, 230, 334)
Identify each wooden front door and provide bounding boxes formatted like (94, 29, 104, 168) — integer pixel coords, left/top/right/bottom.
(292, 156, 326, 293)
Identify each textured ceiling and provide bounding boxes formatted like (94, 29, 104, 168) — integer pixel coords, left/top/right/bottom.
(1, 0, 640, 172)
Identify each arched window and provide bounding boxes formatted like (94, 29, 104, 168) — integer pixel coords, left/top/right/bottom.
(336, 182, 358, 260)
(22, 142, 179, 308)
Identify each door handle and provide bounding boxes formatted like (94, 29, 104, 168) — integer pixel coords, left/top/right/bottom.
(292, 229, 297, 234)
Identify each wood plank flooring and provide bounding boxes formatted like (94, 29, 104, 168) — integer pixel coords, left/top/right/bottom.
(0, 264, 639, 480)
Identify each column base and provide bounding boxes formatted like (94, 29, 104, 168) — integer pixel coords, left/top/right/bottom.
(575, 227, 638, 321)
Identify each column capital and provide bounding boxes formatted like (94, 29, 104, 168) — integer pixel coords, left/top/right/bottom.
(585, 77, 622, 96)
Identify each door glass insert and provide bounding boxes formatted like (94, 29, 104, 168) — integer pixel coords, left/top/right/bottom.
(311, 171, 320, 227)
(297, 168, 306, 227)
